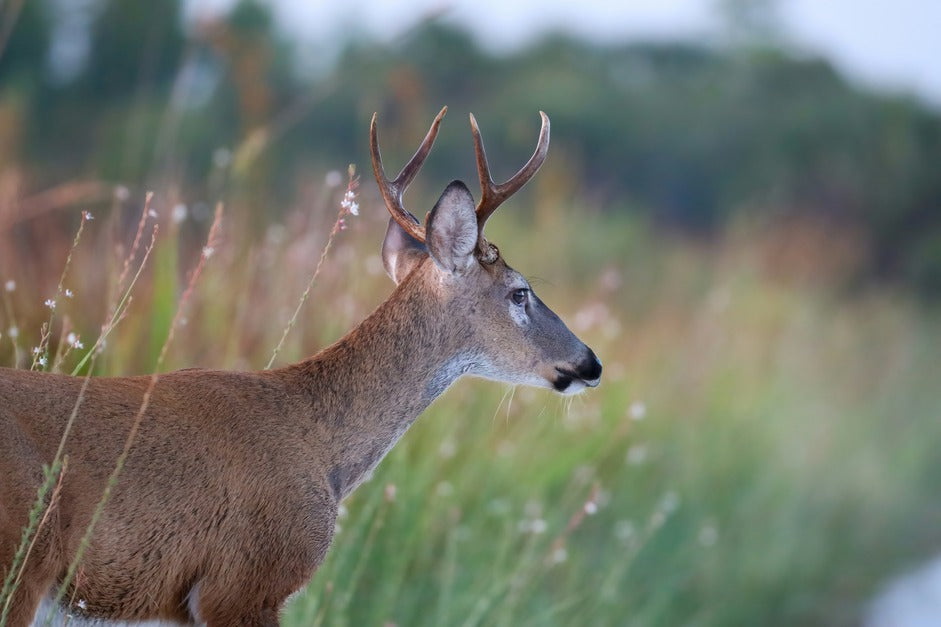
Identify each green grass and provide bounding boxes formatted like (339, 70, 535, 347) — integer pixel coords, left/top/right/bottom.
(3, 194, 940, 626)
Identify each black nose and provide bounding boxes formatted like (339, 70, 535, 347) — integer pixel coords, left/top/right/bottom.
(577, 348, 602, 382)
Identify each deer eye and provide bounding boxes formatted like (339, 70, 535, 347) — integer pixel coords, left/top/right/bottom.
(510, 288, 528, 306)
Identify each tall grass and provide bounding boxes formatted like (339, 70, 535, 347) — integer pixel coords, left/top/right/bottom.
(1, 180, 939, 625)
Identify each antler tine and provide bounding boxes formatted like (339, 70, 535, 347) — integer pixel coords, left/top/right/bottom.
(470, 111, 550, 239)
(370, 106, 448, 244)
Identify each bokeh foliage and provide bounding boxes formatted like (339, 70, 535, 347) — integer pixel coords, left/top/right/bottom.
(2, 2, 941, 626)
(1, 0, 940, 292)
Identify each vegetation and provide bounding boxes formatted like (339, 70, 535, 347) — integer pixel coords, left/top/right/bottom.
(1, 1, 940, 625)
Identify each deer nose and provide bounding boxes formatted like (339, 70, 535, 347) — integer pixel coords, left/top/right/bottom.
(577, 348, 602, 386)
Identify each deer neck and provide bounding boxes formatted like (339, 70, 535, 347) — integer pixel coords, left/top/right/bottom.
(289, 267, 473, 500)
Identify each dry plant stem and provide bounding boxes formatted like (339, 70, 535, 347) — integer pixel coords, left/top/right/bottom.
(3, 201, 161, 618)
(1, 289, 23, 367)
(0, 457, 68, 621)
(54, 203, 223, 609)
(32, 213, 87, 371)
(1, 354, 101, 621)
(71, 226, 159, 376)
(114, 193, 153, 303)
(266, 171, 357, 369)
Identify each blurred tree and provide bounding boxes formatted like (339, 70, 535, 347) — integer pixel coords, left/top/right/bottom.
(79, 0, 184, 99)
(3, 6, 941, 294)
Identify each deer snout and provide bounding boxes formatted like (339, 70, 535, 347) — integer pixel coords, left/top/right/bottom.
(576, 348, 602, 386)
(552, 348, 602, 393)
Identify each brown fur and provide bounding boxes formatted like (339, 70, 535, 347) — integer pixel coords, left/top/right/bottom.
(2, 112, 601, 626)
(1, 250, 599, 626)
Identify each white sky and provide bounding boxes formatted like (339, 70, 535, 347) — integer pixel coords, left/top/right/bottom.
(187, 0, 941, 108)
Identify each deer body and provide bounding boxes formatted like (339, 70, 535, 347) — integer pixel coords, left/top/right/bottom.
(1, 109, 601, 626)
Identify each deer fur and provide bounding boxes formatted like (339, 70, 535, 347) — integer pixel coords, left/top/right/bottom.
(1, 115, 601, 627)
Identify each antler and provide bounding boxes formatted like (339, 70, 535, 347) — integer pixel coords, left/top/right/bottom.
(469, 111, 550, 261)
(370, 106, 448, 244)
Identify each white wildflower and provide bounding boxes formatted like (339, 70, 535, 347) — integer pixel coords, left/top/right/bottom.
(629, 401, 647, 420)
(148, 209, 158, 219)
(32, 346, 40, 355)
(699, 522, 719, 547)
(66, 332, 83, 350)
(4, 279, 14, 292)
(76, 599, 87, 610)
(212, 147, 232, 169)
(44, 298, 56, 309)
(551, 547, 568, 564)
(38, 355, 47, 367)
(584, 501, 598, 516)
(438, 438, 456, 459)
(614, 520, 635, 543)
(172, 204, 188, 224)
(341, 190, 359, 216)
(8, 326, 18, 339)
(65, 289, 74, 298)
(626, 444, 648, 466)
(82, 211, 93, 221)
(659, 490, 680, 514)
(202, 246, 214, 259)
(325, 170, 343, 187)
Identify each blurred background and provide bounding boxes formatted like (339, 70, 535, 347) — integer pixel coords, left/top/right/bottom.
(1, 0, 940, 625)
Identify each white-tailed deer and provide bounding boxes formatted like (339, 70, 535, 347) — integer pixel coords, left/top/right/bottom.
(0, 107, 602, 627)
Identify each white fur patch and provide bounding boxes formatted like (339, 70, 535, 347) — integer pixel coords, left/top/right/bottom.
(508, 302, 530, 328)
(32, 596, 193, 626)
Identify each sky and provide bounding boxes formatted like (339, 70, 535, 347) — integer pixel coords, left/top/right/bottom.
(186, 0, 941, 109)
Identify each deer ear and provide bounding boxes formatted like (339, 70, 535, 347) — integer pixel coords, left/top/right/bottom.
(382, 217, 427, 285)
(426, 180, 478, 275)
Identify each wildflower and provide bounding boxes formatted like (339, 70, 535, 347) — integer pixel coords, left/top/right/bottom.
(518, 518, 547, 534)
(340, 190, 359, 216)
(76, 599, 87, 610)
(202, 246, 215, 259)
(325, 170, 343, 187)
(4, 279, 14, 292)
(172, 204, 188, 224)
(614, 520, 635, 543)
(212, 148, 232, 169)
(148, 209, 158, 219)
(698, 522, 719, 547)
(32, 346, 40, 355)
(65, 289, 74, 298)
(38, 355, 47, 367)
(337, 218, 347, 231)
(659, 491, 680, 514)
(8, 326, 18, 338)
(438, 438, 456, 459)
(626, 444, 648, 466)
(584, 501, 598, 516)
(82, 211, 93, 221)
(629, 401, 647, 420)
(44, 299, 56, 310)
(66, 332, 83, 350)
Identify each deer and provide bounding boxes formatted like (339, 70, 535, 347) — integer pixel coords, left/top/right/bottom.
(0, 106, 602, 627)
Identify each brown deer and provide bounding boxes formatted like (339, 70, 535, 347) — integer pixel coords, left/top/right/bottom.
(0, 107, 602, 627)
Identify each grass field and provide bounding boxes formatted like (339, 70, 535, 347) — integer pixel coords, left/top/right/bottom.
(2, 182, 940, 626)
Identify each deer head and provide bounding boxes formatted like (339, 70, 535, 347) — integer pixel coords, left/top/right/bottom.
(370, 107, 602, 394)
